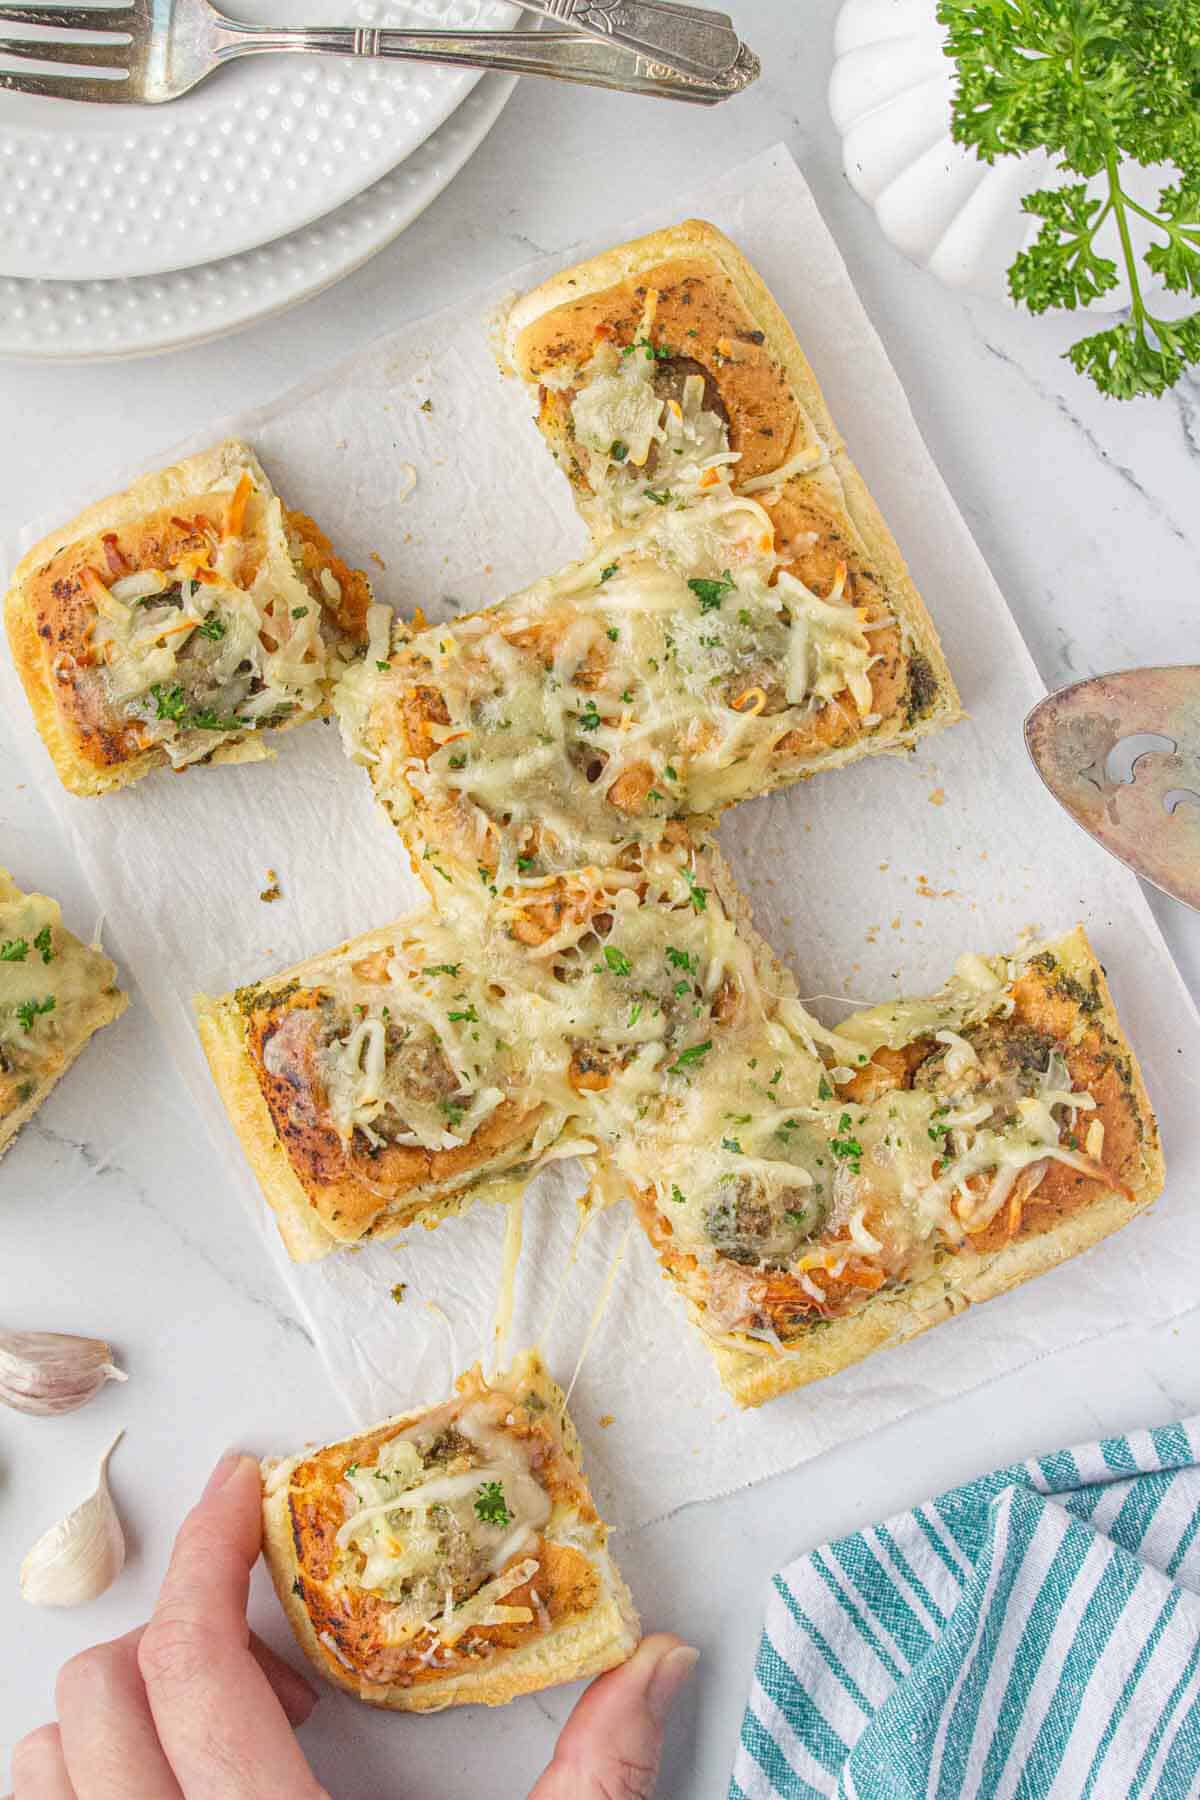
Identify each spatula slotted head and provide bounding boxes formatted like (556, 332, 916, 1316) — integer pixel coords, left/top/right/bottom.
(1025, 666, 1200, 911)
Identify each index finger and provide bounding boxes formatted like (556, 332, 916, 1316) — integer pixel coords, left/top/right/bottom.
(138, 1453, 328, 1800)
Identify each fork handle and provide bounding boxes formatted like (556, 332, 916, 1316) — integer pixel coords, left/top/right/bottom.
(500, 0, 740, 78)
(210, 21, 757, 102)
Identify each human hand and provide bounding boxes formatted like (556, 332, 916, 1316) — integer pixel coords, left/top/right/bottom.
(12, 1451, 696, 1799)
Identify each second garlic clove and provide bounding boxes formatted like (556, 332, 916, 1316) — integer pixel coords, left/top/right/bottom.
(20, 1433, 127, 1607)
(0, 1329, 127, 1417)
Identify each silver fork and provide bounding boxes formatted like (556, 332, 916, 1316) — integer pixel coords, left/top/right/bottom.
(0, 0, 759, 104)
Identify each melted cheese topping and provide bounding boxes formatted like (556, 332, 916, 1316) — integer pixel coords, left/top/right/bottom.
(334, 1395, 554, 1647)
(84, 475, 359, 768)
(0, 875, 120, 1118)
(335, 468, 886, 894)
(626, 944, 1104, 1340)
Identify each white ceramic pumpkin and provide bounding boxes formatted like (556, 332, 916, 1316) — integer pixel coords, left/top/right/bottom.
(828, 0, 1169, 309)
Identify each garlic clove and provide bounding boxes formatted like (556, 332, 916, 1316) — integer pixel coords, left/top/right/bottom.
(20, 1432, 126, 1608)
(0, 1329, 127, 1417)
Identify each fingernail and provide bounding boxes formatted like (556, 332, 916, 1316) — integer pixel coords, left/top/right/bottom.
(203, 1450, 252, 1497)
(646, 1645, 700, 1725)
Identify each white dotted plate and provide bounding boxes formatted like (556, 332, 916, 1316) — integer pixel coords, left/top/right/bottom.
(0, 70, 514, 359)
(0, 0, 516, 284)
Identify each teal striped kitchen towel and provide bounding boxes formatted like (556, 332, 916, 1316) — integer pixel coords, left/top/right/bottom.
(732, 1418, 1200, 1799)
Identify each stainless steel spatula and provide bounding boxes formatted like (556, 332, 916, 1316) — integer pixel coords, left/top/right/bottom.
(1025, 666, 1200, 910)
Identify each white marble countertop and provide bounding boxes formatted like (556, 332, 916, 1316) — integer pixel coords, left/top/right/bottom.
(3, 2, 1200, 1792)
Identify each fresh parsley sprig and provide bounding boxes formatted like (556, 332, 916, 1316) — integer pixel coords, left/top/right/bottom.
(939, 0, 1200, 398)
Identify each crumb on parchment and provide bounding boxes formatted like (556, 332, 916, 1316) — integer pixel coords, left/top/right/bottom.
(929, 787, 946, 806)
(598, 1414, 615, 1429)
(260, 869, 282, 903)
(369, 551, 387, 573)
(390, 1283, 407, 1304)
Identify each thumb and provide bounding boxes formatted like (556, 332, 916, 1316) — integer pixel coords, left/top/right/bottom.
(530, 1633, 699, 1800)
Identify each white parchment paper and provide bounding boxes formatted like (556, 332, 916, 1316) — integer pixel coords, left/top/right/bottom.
(5, 146, 1200, 1532)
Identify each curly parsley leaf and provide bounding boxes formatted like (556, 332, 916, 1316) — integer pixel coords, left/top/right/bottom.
(687, 570, 736, 613)
(474, 1480, 512, 1527)
(938, 0, 1200, 399)
(16, 994, 55, 1032)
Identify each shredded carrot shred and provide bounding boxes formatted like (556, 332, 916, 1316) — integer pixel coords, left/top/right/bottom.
(731, 687, 767, 716)
(842, 1264, 886, 1292)
(100, 532, 128, 577)
(699, 466, 721, 489)
(80, 566, 111, 606)
(223, 470, 253, 541)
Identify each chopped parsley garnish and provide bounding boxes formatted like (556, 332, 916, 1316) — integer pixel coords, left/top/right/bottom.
(622, 337, 674, 361)
(830, 1113, 864, 1171)
(344, 1464, 359, 1478)
(477, 866, 497, 894)
(441, 1100, 467, 1128)
(0, 939, 29, 962)
(777, 1118, 800, 1138)
(34, 925, 54, 964)
(474, 1481, 512, 1527)
(292, 605, 309, 619)
(447, 753, 467, 769)
(683, 869, 708, 912)
(198, 612, 226, 640)
(375, 660, 392, 672)
(448, 1005, 479, 1023)
(16, 995, 55, 1032)
(670, 1184, 687, 1204)
(688, 569, 736, 613)
(665, 946, 694, 972)
(151, 682, 188, 723)
(578, 700, 602, 732)
(628, 1000, 643, 1027)
(817, 1076, 832, 1100)
(769, 1067, 783, 1087)
(610, 440, 629, 463)
(188, 708, 251, 732)
(784, 1208, 810, 1226)
(149, 683, 247, 732)
(721, 1136, 743, 1155)
(669, 1039, 712, 1075)
(928, 1108, 951, 1142)
(664, 765, 678, 781)
(644, 488, 673, 507)
(601, 567, 619, 588)
(674, 980, 690, 996)
(424, 962, 461, 977)
(600, 946, 632, 976)
(517, 856, 534, 872)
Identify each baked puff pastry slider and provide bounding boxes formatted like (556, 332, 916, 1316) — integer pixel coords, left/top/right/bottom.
(0, 868, 126, 1157)
(261, 1349, 638, 1710)
(494, 219, 959, 752)
(623, 925, 1163, 1408)
(5, 440, 374, 796)
(195, 908, 595, 1262)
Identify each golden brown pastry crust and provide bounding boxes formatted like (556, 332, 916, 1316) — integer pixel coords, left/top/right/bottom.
(194, 921, 548, 1262)
(261, 1350, 638, 1710)
(670, 926, 1164, 1407)
(500, 219, 959, 759)
(0, 869, 127, 1158)
(5, 439, 371, 797)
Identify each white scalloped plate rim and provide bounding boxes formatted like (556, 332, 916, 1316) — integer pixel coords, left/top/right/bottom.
(0, 0, 518, 284)
(0, 69, 515, 361)
(828, 0, 1173, 312)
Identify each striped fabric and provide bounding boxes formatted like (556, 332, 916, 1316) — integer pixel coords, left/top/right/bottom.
(731, 1419, 1200, 1799)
